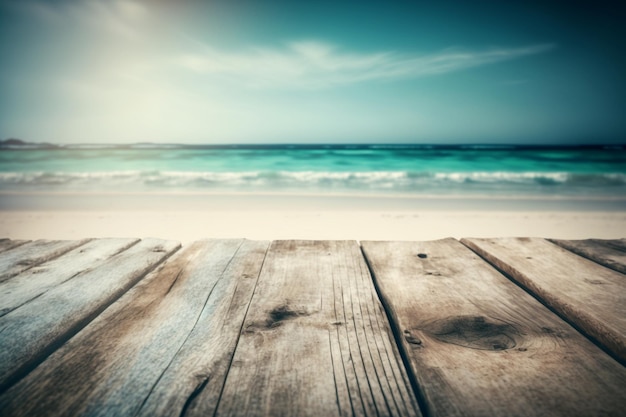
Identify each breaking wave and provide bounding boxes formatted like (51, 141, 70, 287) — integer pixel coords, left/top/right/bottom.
(1, 170, 625, 194)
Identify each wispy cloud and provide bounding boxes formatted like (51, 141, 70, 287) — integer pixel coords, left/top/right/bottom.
(14, 1, 555, 91)
(179, 41, 555, 89)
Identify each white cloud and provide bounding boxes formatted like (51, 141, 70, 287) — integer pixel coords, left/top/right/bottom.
(179, 41, 555, 89)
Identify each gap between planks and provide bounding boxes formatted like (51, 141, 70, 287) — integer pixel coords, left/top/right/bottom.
(461, 237, 626, 366)
(362, 238, 626, 417)
(0, 238, 181, 393)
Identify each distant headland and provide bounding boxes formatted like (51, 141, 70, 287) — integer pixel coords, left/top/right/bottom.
(0, 138, 59, 149)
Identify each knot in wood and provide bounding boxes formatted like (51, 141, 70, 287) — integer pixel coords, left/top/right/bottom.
(421, 315, 519, 351)
(266, 305, 307, 328)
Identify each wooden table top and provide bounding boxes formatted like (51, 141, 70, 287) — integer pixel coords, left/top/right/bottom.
(0, 237, 624, 416)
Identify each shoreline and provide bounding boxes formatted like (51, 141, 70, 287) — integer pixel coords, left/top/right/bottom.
(3, 189, 626, 200)
(2, 191, 625, 212)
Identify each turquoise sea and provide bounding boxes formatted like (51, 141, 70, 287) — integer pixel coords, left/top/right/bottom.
(1, 144, 625, 198)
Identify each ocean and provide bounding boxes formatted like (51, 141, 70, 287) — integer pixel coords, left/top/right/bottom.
(1, 144, 625, 199)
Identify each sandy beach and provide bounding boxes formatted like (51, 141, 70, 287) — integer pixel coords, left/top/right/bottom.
(3, 210, 626, 244)
(2, 192, 624, 243)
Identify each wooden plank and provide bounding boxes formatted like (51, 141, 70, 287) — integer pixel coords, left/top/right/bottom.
(0, 239, 90, 282)
(549, 238, 626, 274)
(463, 237, 626, 365)
(215, 240, 421, 417)
(362, 238, 626, 417)
(136, 240, 268, 417)
(598, 238, 626, 252)
(0, 239, 29, 253)
(0, 238, 139, 317)
(0, 239, 268, 417)
(0, 238, 179, 393)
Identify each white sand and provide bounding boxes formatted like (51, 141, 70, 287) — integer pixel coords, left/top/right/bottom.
(2, 210, 624, 244)
(1, 191, 624, 243)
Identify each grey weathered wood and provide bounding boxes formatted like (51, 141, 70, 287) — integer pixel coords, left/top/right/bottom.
(549, 238, 626, 274)
(598, 238, 626, 252)
(135, 240, 268, 417)
(0, 238, 179, 393)
(0, 239, 29, 253)
(216, 240, 421, 417)
(0, 239, 267, 417)
(0, 239, 90, 282)
(463, 237, 626, 365)
(362, 238, 626, 417)
(0, 238, 139, 317)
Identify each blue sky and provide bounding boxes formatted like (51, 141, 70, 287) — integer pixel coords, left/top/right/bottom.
(0, 0, 624, 144)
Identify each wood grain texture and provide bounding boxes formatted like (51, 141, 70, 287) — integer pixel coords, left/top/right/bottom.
(136, 239, 269, 417)
(215, 240, 421, 417)
(0, 238, 179, 393)
(0, 239, 29, 253)
(0, 239, 90, 282)
(463, 237, 626, 365)
(0, 239, 267, 417)
(549, 238, 626, 274)
(596, 238, 626, 251)
(0, 238, 139, 317)
(362, 238, 626, 417)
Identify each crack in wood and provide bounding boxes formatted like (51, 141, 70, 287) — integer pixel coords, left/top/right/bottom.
(209, 242, 270, 417)
(327, 330, 345, 417)
(165, 269, 185, 295)
(179, 374, 211, 417)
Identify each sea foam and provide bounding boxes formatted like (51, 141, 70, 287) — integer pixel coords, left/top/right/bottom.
(1, 170, 624, 195)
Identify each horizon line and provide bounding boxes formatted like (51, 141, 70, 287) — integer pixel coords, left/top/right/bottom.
(1, 138, 624, 150)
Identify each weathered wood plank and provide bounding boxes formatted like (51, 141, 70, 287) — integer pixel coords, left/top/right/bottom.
(463, 237, 626, 365)
(598, 238, 626, 252)
(362, 238, 626, 417)
(549, 238, 626, 274)
(0, 238, 179, 393)
(0, 239, 90, 282)
(0, 238, 139, 317)
(0, 239, 29, 253)
(0, 239, 267, 417)
(134, 240, 268, 417)
(215, 240, 421, 417)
